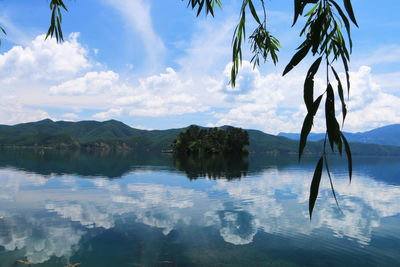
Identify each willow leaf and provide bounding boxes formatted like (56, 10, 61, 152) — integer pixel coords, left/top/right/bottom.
(309, 156, 323, 219)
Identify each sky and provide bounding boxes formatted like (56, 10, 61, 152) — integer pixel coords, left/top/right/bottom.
(0, 0, 399, 134)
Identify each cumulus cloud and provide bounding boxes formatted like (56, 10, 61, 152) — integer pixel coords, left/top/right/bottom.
(92, 107, 123, 120)
(0, 101, 54, 125)
(208, 61, 320, 134)
(0, 33, 90, 83)
(50, 71, 119, 96)
(0, 33, 94, 124)
(345, 66, 400, 131)
(0, 30, 225, 123)
(208, 62, 400, 134)
(114, 67, 221, 117)
(0, 24, 398, 133)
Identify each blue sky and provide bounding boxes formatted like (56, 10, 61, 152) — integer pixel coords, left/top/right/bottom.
(0, 0, 399, 134)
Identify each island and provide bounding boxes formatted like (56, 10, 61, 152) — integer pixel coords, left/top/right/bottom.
(172, 125, 249, 155)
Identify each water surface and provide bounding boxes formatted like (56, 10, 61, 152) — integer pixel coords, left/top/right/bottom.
(0, 150, 399, 266)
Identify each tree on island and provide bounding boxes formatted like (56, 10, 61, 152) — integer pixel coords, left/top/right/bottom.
(0, 0, 358, 218)
(172, 125, 249, 155)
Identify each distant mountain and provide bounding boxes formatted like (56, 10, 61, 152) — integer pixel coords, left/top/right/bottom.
(0, 119, 143, 143)
(0, 119, 185, 152)
(1, 119, 400, 156)
(278, 124, 400, 147)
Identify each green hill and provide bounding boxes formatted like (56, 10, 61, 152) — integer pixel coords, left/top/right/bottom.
(1, 119, 400, 156)
(0, 119, 185, 152)
(0, 119, 143, 143)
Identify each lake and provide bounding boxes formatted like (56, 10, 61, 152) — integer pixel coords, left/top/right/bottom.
(0, 150, 399, 266)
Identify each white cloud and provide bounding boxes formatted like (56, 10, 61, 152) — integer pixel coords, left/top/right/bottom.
(131, 125, 153, 130)
(209, 63, 400, 134)
(0, 98, 54, 125)
(115, 67, 219, 117)
(0, 33, 90, 83)
(102, 0, 165, 71)
(0, 33, 96, 124)
(344, 66, 400, 131)
(209, 61, 316, 134)
(0, 32, 225, 123)
(353, 45, 400, 67)
(92, 107, 123, 120)
(61, 113, 79, 120)
(0, 25, 399, 134)
(50, 71, 119, 96)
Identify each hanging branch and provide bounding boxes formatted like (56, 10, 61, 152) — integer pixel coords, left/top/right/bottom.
(189, 0, 357, 219)
(45, 0, 68, 43)
(285, 0, 357, 218)
(186, 0, 222, 17)
(230, 0, 280, 86)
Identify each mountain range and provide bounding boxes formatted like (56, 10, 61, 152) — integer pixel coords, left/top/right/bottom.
(0, 119, 400, 156)
(279, 124, 400, 147)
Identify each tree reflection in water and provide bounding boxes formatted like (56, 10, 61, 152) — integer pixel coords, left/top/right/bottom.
(173, 154, 249, 180)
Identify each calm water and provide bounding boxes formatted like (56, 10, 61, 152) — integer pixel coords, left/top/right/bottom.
(0, 150, 399, 266)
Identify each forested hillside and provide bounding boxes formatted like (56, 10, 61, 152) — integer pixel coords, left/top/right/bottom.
(1, 119, 400, 156)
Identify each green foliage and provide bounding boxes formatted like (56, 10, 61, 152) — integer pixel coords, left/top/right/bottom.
(46, 0, 68, 43)
(0, 119, 184, 152)
(230, 0, 280, 86)
(0, 25, 6, 47)
(186, 0, 222, 17)
(0, 0, 67, 47)
(0, 132, 79, 149)
(309, 156, 323, 219)
(288, 0, 357, 218)
(172, 125, 249, 155)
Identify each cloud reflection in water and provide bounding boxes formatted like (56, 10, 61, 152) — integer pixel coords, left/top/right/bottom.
(0, 162, 399, 263)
